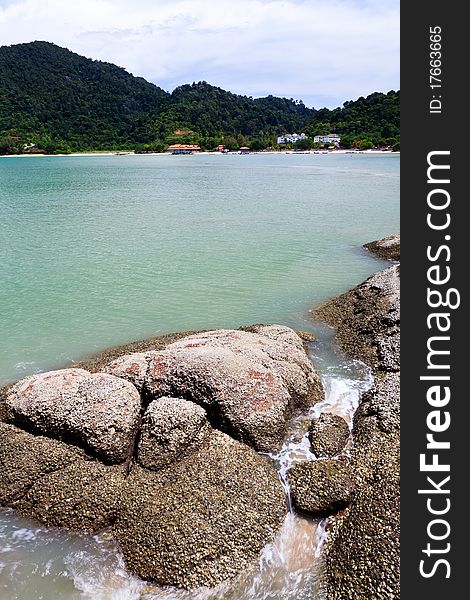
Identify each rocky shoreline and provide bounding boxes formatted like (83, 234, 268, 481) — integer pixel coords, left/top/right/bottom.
(0, 233, 400, 597)
(0, 324, 323, 589)
(313, 233, 400, 599)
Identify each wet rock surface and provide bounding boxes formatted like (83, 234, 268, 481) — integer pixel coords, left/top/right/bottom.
(325, 373, 400, 599)
(313, 244, 400, 599)
(115, 431, 286, 589)
(106, 325, 323, 452)
(364, 232, 400, 261)
(308, 413, 350, 457)
(0, 325, 313, 589)
(314, 264, 400, 372)
(288, 459, 353, 517)
(0, 422, 85, 506)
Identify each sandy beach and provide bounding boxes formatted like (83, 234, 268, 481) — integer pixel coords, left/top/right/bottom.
(1, 149, 399, 158)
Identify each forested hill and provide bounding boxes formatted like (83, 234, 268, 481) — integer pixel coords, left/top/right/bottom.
(0, 41, 399, 153)
(0, 41, 313, 152)
(304, 90, 400, 149)
(0, 41, 171, 151)
(155, 82, 313, 145)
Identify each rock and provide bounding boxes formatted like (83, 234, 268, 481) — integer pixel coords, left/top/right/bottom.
(0, 415, 286, 589)
(114, 430, 286, 589)
(325, 373, 400, 599)
(313, 258, 400, 599)
(288, 459, 353, 517)
(0, 421, 125, 532)
(72, 330, 198, 374)
(0, 384, 11, 421)
(106, 326, 323, 452)
(103, 354, 149, 393)
(0, 422, 84, 506)
(0, 363, 288, 590)
(138, 397, 211, 470)
(355, 372, 400, 435)
(16, 461, 127, 532)
(296, 330, 317, 342)
(0, 324, 319, 588)
(364, 232, 400, 261)
(5, 368, 141, 463)
(313, 265, 400, 373)
(308, 413, 350, 457)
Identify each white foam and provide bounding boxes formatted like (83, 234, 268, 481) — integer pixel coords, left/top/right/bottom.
(14, 361, 41, 374)
(11, 527, 38, 542)
(64, 547, 145, 600)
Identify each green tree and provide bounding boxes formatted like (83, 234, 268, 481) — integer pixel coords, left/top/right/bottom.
(293, 137, 312, 150)
(0, 138, 20, 155)
(222, 136, 239, 150)
(250, 139, 266, 151)
(338, 134, 354, 149)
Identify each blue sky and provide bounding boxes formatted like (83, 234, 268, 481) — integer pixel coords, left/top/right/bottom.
(0, 0, 399, 108)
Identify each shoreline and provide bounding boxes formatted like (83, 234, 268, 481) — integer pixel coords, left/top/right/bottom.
(312, 237, 400, 599)
(0, 149, 400, 158)
(0, 327, 316, 393)
(0, 236, 399, 392)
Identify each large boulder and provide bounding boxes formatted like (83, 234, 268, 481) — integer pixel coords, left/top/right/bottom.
(308, 413, 350, 457)
(1, 324, 318, 588)
(288, 459, 354, 517)
(0, 421, 125, 532)
(0, 377, 287, 590)
(5, 368, 141, 463)
(138, 397, 212, 470)
(106, 326, 323, 452)
(115, 430, 286, 589)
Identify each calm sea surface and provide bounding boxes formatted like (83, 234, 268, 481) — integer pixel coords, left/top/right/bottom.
(0, 152, 398, 386)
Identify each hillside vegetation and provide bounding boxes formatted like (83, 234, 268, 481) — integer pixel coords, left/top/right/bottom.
(0, 41, 399, 153)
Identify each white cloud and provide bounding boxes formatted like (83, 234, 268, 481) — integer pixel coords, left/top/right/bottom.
(0, 0, 399, 107)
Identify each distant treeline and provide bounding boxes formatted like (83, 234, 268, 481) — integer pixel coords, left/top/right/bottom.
(0, 41, 400, 154)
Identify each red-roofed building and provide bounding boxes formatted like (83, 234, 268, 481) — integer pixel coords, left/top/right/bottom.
(167, 144, 201, 155)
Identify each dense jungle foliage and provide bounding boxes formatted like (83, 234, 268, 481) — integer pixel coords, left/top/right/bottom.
(0, 42, 399, 154)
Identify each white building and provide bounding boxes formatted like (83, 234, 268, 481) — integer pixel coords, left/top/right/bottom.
(313, 134, 341, 144)
(277, 133, 308, 144)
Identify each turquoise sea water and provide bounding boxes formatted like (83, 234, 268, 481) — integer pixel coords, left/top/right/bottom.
(0, 152, 399, 386)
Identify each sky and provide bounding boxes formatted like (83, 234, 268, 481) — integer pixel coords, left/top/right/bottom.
(0, 0, 399, 108)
